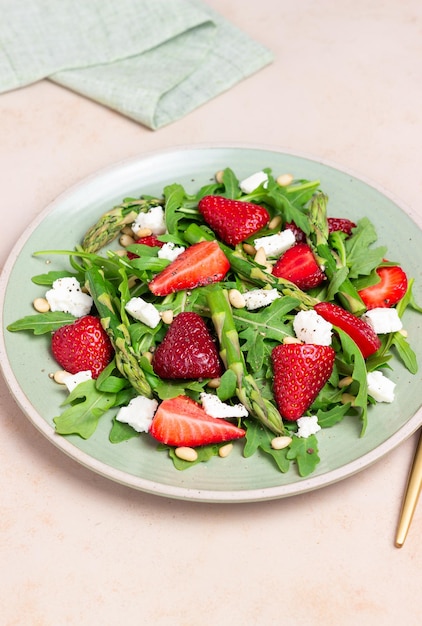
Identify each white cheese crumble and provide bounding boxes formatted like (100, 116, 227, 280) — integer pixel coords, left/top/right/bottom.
(200, 392, 248, 418)
(296, 415, 321, 438)
(125, 297, 161, 328)
(253, 229, 296, 258)
(132, 206, 166, 236)
(239, 170, 269, 194)
(45, 277, 93, 318)
(158, 241, 185, 262)
(293, 309, 333, 346)
(362, 308, 403, 334)
(243, 288, 280, 310)
(63, 370, 92, 392)
(116, 395, 158, 432)
(367, 371, 396, 403)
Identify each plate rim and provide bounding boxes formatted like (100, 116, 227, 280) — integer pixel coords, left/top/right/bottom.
(1, 142, 421, 503)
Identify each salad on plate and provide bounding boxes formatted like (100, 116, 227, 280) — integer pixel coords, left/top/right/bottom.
(7, 166, 421, 478)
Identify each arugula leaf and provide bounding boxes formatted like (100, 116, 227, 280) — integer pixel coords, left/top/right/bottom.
(164, 183, 187, 235)
(54, 380, 116, 439)
(160, 443, 221, 469)
(336, 329, 369, 434)
(345, 218, 387, 277)
(217, 369, 237, 401)
(109, 418, 140, 443)
(317, 403, 351, 428)
(7, 311, 77, 334)
(32, 270, 79, 286)
(391, 332, 418, 374)
(221, 168, 241, 199)
(243, 421, 290, 473)
(286, 435, 320, 477)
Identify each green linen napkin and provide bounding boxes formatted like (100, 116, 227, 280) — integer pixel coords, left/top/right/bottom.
(0, 0, 273, 129)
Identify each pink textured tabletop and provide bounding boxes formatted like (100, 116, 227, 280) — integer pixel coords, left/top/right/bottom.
(1, 1, 422, 624)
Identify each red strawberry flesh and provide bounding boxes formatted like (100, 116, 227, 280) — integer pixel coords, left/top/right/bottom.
(148, 240, 230, 296)
(51, 314, 114, 378)
(358, 265, 408, 309)
(127, 235, 164, 260)
(152, 312, 223, 379)
(272, 243, 325, 290)
(272, 343, 335, 420)
(314, 301, 381, 358)
(198, 195, 270, 245)
(327, 217, 356, 236)
(149, 395, 246, 447)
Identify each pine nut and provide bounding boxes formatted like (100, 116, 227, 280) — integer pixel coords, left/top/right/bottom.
(121, 225, 134, 235)
(119, 233, 135, 247)
(243, 243, 256, 256)
(175, 447, 198, 462)
(341, 393, 356, 406)
(268, 215, 282, 230)
(338, 376, 353, 388)
(215, 170, 224, 183)
(277, 173, 294, 187)
(399, 329, 408, 338)
(114, 249, 127, 257)
(142, 351, 153, 364)
(218, 443, 233, 458)
(161, 309, 174, 325)
(135, 227, 152, 238)
(254, 247, 267, 266)
(228, 289, 246, 309)
(271, 436, 293, 450)
(33, 297, 50, 313)
(53, 370, 71, 385)
(207, 377, 221, 389)
(283, 336, 302, 344)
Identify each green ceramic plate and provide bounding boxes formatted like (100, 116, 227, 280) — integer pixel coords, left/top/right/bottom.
(1, 145, 421, 502)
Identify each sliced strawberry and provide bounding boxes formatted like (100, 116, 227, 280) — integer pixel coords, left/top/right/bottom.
(51, 315, 114, 378)
(272, 343, 335, 420)
(358, 265, 408, 309)
(198, 195, 270, 245)
(314, 301, 381, 358)
(272, 243, 325, 290)
(152, 312, 223, 379)
(148, 240, 230, 296)
(149, 395, 246, 447)
(327, 217, 356, 236)
(127, 235, 164, 260)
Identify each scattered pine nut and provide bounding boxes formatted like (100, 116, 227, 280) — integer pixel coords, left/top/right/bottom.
(243, 243, 256, 256)
(142, 351, 153, 364)
(283, 336, 302, 344)
(207, 377, 221, 389)
(271, 436, 293, 450)
(338, 376, 354, 388)
(33, 297, 50, 313)
(161, 309, 174, 325)
(134, 227, 153, 238)
(277, 173, 294, 187)
(175, 447, 198, 462)
(341, 393, 356, 406)
(399, 329, 408, 338)
(218, 443, 233, 458)
(268, 215, 282, 230)
(121, 225, 134, 235)
(114, 249, 127, 257)
(215, 170, 224, 183)
(228, 289, 246, 309)
(53, 370, 71, 385)
(119, 233, 135, 247)
(254, 247, 267, 266)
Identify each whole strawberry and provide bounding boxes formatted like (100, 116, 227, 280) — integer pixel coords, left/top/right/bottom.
(127, 234, 164, 260)
(272, 343, 335, 420)
(152, 312, 223, 379)
(51, 315, 114, 378)
(198, 195, 270, 245)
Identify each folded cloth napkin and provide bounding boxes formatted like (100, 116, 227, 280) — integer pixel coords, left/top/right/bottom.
(0, 0, 273, 129)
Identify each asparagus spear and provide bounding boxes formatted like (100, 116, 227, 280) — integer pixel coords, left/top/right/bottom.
(82, 197, 163, 253)
(206, 284, 285, 435)
(85, 266, 153, 398)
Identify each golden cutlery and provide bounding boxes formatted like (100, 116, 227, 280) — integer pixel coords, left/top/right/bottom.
(395, 429, 422, 548)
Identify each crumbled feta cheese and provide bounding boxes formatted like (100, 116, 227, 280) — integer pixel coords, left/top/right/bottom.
(293, 309, 333, 346)
(125, 297, 161, 328)
(63, 370, 92, 392)
(367, 371, 396, 403)
(254, 229, 296, 258)
(243, 288, 280, 310)
(45, 277, 93, 318)
(239, 170, 268, 194)
(158, 241, 185, 262)
(200, 392, 248, 418)
(132, 206, 166, 236)
(362, 308, 403, 334)
(296, 415, 321, 438)
(116, 396, 158, 432)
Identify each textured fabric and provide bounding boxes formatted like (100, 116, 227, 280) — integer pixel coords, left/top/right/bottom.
(0, 0, 273, 129)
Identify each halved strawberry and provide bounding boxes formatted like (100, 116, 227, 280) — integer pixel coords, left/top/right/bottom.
(327, 217, 356, 236)
(149, 395, 246, 447)
(152, 312, 223, 379)
(314, 301, 381, 358)
(272, 243, 325, 290)
(127, 234, 164, 260)
(148, 240, 230, 296)
(51, 315, 114, 378)
(358, 265, 408, 309)
(198, 195, 270, 245)
(272, 343, 335, 420)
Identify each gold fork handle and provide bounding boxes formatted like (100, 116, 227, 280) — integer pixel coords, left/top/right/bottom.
(395, 429, 422, 548)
